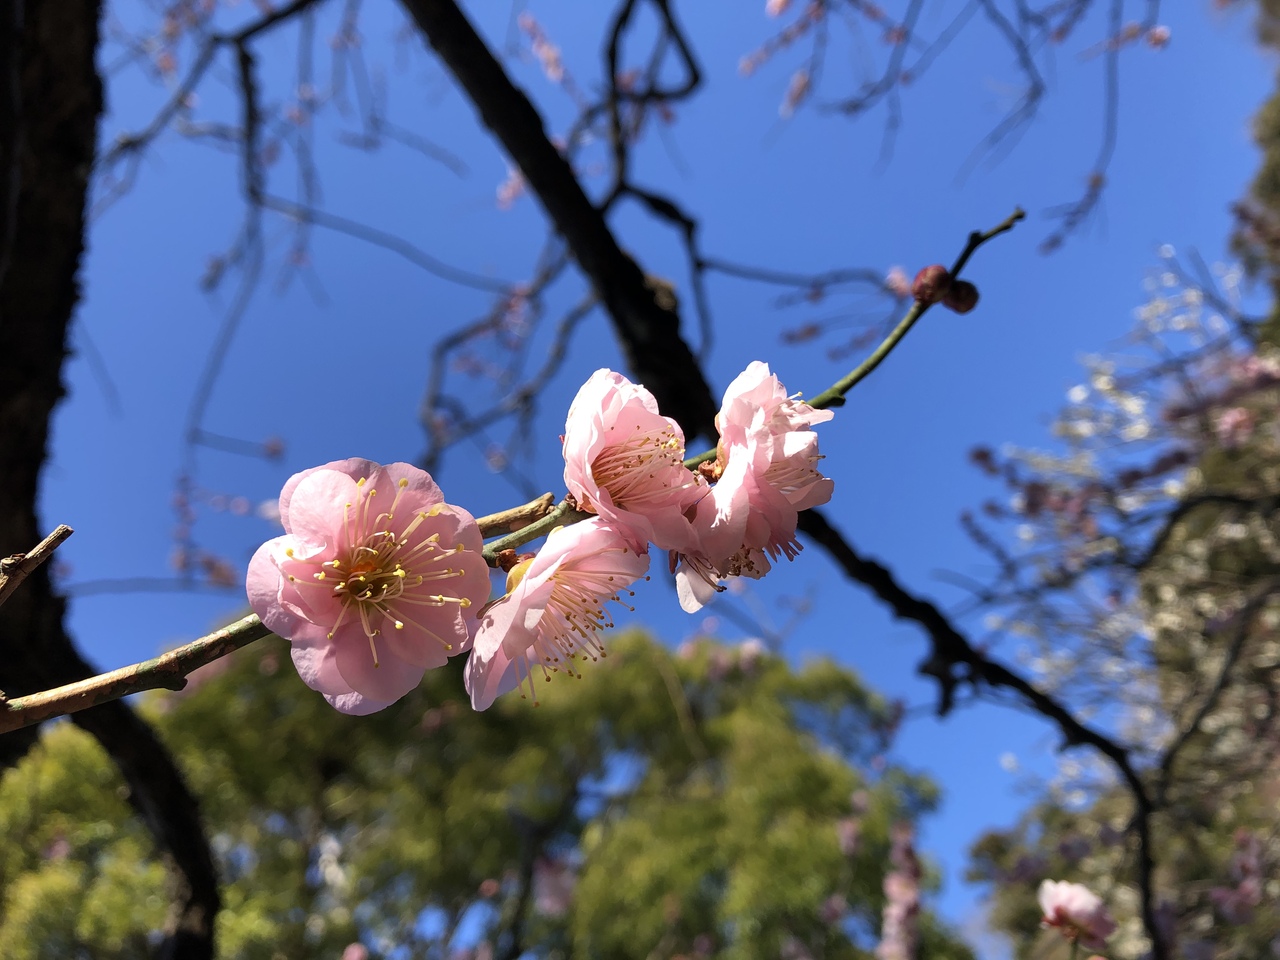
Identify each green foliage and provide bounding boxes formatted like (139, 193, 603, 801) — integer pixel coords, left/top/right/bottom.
(0, 632, 974, 959)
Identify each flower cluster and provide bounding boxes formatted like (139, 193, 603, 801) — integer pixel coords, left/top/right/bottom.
(466, 362, 832, 707)
(248, 363, 833, 714)
(672, 362, 833, 612)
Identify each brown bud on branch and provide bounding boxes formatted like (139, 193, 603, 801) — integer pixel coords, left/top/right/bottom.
(943, 280, 980, 314)
(911, 265, 952, 304)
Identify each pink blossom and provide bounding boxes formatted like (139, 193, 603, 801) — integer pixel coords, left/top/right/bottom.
(1037, 880, 1117, 950)
(247, 459, 490, 714)
(1215, 406, 1255, 448)
(738, 637, 767, 672)
(766, 0, 792, 15)
(876, 823, 921, 960)
(884, 266, 912, 298)
(533, 856, 576, 916)
(496, 165, 526, 210)
(835, 817, 861, 856)
(675, 362, 833, 611)
(562, 369, 705, 552)
(779, 69, 811, 118)
(465, 519, 650, 709)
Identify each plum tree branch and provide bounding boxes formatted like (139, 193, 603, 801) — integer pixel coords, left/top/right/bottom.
(398, 0, 718, 442)
(0, 501, 566, 731)
(796, 507, 1167, 960)
(0, 524, 72, 610)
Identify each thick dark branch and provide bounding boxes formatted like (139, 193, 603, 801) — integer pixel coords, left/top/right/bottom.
(796, 507, 1167, 960)
(398, 0, 718, 441)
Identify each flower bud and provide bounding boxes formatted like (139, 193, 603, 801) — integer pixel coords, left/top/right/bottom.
(912, 265, 952, 304)
(943, 280, 979, 314)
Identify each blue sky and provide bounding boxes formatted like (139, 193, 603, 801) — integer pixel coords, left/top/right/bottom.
(42, 0, 1272, 945)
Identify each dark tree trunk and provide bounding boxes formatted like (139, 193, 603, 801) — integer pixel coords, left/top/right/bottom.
(0, 2, 221, 955)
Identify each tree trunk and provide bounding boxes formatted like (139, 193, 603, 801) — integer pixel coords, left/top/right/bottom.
(0, 2, 221, 955)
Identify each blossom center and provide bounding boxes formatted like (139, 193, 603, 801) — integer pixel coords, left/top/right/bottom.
(286, 478, 473, 664)
(515, 547, 649, 704)
(589, 424, 693, 509)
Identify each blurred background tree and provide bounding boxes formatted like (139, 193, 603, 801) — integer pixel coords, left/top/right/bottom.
(0, 0, 1273, 958)
(962, 10, 1280, 950)
(0, 632, 975, 960)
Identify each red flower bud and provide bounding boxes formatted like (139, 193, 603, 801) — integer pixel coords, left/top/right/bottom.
(943, 280, 979, 314)
(912, 265, 952, 304)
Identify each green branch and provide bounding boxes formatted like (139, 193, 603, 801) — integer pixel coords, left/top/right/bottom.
(688, 207, 1025, 467)
(0, 614, 272, 735)
(0, 210, 1025, 732)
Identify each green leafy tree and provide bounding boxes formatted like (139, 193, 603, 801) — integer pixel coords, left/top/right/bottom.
(1, 631, 974, 960)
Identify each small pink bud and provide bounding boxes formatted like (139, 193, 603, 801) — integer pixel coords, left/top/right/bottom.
(943, 280, 979, 314)
(912, 265, 952, 304)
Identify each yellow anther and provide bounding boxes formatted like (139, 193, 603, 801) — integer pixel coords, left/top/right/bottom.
(285, 547, 295, 558)
(427, 504, 443, 517)
(398, 478, 409, 488)
(460, 597, 472, 608)
(356, 477, 366, 486)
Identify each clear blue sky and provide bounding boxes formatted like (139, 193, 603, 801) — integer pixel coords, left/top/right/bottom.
(42, 0, 1271, 945)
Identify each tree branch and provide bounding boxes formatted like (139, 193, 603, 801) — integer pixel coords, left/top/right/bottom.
(796, 506, 1167, 960)
(398, 0, 718, 441)
(0, 524, 72, 609)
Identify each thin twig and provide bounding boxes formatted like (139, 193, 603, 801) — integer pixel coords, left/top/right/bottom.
(686, 207, 1026, 470)
(0, 524, 73, 609)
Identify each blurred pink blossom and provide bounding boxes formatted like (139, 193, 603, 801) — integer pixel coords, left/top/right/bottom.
(779, 69, 811, 117)
(876, 823, 921, 960)
(1210, 830, 1264, 924)
(518, 12, 565, 83)
(1037, 879, 1117, 950)
(247, 459, 489, 714)
(1215, 406, 1255, 448)
(884, 266, 911, 297)
(497, 166, 526, 209)
(738, 637, 767, 672)
(766, 0, 792, 15)
(835, 817, 861, 856)
(533, 856, 576, 916)
(465, 518, 649, 709)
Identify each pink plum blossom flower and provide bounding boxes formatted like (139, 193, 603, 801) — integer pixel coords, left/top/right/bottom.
(562, 369, 704, 553)
(876, 823, 921, 960)
(465, 518, 650, 709)
(1038, 879, 1117, 950)
(675, 361, 833, 611)
(247, 459, 490, 715)
(533, 856, 576, 917)
(1215, 406, 1255, 448)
